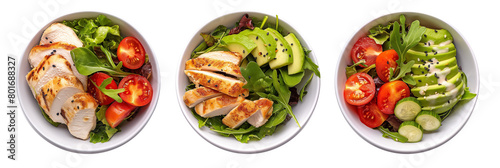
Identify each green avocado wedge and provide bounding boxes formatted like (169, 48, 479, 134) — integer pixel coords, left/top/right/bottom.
(239, 28, 277, 66)
(284, 33, 305, 75)
(221, 34, 257, 59)
(265, 28, 293, 69)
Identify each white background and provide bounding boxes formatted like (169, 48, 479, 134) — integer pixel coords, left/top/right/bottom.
(1, 0, 499, 167)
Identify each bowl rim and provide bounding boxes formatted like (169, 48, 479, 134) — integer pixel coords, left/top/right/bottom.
(175, 11, 321, 154)
(335, 11, 479, 154)
(17, 11, 161, 154)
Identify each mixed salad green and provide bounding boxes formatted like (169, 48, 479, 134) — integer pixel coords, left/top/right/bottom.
(344, 15, 476, 143)
(187, 14, 320, 143)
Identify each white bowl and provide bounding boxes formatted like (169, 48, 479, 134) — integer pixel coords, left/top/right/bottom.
(336, 12, 479, 153)
(176, 12, 320, 153)
(17, 12, 160, 153)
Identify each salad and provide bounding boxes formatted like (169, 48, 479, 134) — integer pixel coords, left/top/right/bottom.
(344, 15, 476, 142)
(183, 14, 320, 143)
(25, 15, 153, 143)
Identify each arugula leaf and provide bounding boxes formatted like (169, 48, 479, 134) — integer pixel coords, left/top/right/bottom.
(90, 78, 125, 103)
(345, 59, 368, 78)
(303, 55, 321, 77)
(461, 87, 477, 100)
(71, 47, 136, 77)
(389, 15, 426, 83)
(240, 61, 273, 92)
(378, 126, 408, 143)
(270, 70, 300, 127)
(299, 73, 314, 101)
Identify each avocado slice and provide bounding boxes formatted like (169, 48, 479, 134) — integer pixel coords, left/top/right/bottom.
(406, 49, 456, 62)
(413, 65, 460, 87)
(411, 72, 463, 97)
(417, 80, 464, 107)
(284, 33, 305, 75)
(421, 88, 465, 114)
(421, 28, 453, 45)
(411, 57, 457, 75)
(221, 34, 257, 59)
(239, 28, 277, 66)
(265, 28, 293, 69)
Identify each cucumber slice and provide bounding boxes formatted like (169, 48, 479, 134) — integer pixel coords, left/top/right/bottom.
(394, 97, 422, 121)
(398, 121, 423, 142)
(415, 111, 442, 131)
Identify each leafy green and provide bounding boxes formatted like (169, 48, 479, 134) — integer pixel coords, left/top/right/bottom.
(240, 61, 273, 93)
(191, 25, 229, 58)
(70, 47, 135, 77)
(378, 126, 408, 143)
(368, 23, 393, 44)
(90, 78, 125, 103)
(100, 45, 116, 68)
(303, 55, 321, 77)
(62, 15, 123, 50)
(461, 87, 477, 100)
(89, 105, 120, 143)
(345, 59, 368, 78)
(270, 70, 300, 127)
(389, 15, 426, 85)
(280, 69, 304, 87)
(299, 73, 314, 101)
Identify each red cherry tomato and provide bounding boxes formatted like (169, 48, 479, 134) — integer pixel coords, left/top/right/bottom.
(350, 37, 382, 67)
(357, 99, 388, 128)
(375, 49, 399, 82)
(377, 80, 410, 114)
(106, 101, 136, 128)
(88, 72, 118, 105)
(118, 74, 153, 106)
(117, 36, 146, 69)
(344, 72, 376, 106)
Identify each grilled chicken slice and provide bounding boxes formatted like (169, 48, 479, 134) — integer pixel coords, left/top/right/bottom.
(29, 42, 87, 90)
(197, 51, 243, 65)
(36, 76, 84, 123)
(183, 87, 223, 108)
(247, 98, 274, 128)
(185, 56, 242, 78)
(185, 70, 249, 97)
(222, 100, 259, 129)
(26, 54, 75, 96)
(40, 23, 83, 47)
(195, 95, 244, 118)
(61, 93, 97, 140)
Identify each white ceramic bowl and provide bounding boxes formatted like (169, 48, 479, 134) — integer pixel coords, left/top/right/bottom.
(17, 12, 160, 153)
(176, 12, 320, 153)
(336, 12, 479, 153)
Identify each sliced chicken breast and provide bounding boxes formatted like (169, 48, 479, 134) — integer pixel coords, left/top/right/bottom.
(36, 75, 84, 123)
(183, 87, 223, 108)
(197, 51, 243, 65)
(247, 98, 274, 128)
(40, 23, 83, 47)
(195, 95, 244, 118)
(29, 42, 87, 90)
(185, 56, 242, 78)
(222, 100, 259, 129)
(185, 70, 249, 97)
(26, 54, 75, 96)
(61, 93, 97, 140)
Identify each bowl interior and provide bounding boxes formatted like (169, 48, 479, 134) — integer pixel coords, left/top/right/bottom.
(17, 11, 160, 153)
(335, 12, 478, 153)
(176, 12, 320, 153)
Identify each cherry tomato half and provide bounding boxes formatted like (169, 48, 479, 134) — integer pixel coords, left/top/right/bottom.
(350, 37, 382, 67)
(377, 80, 410, 114)
(117, 36, 146, 70)
(357, 99, 388, 128)
(375, 49, 399, 82)
(106, 101, 136, 128)
(118, 74, 153, 106)
(88, 72, 118, 105)
(344, 72, 376, 106)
